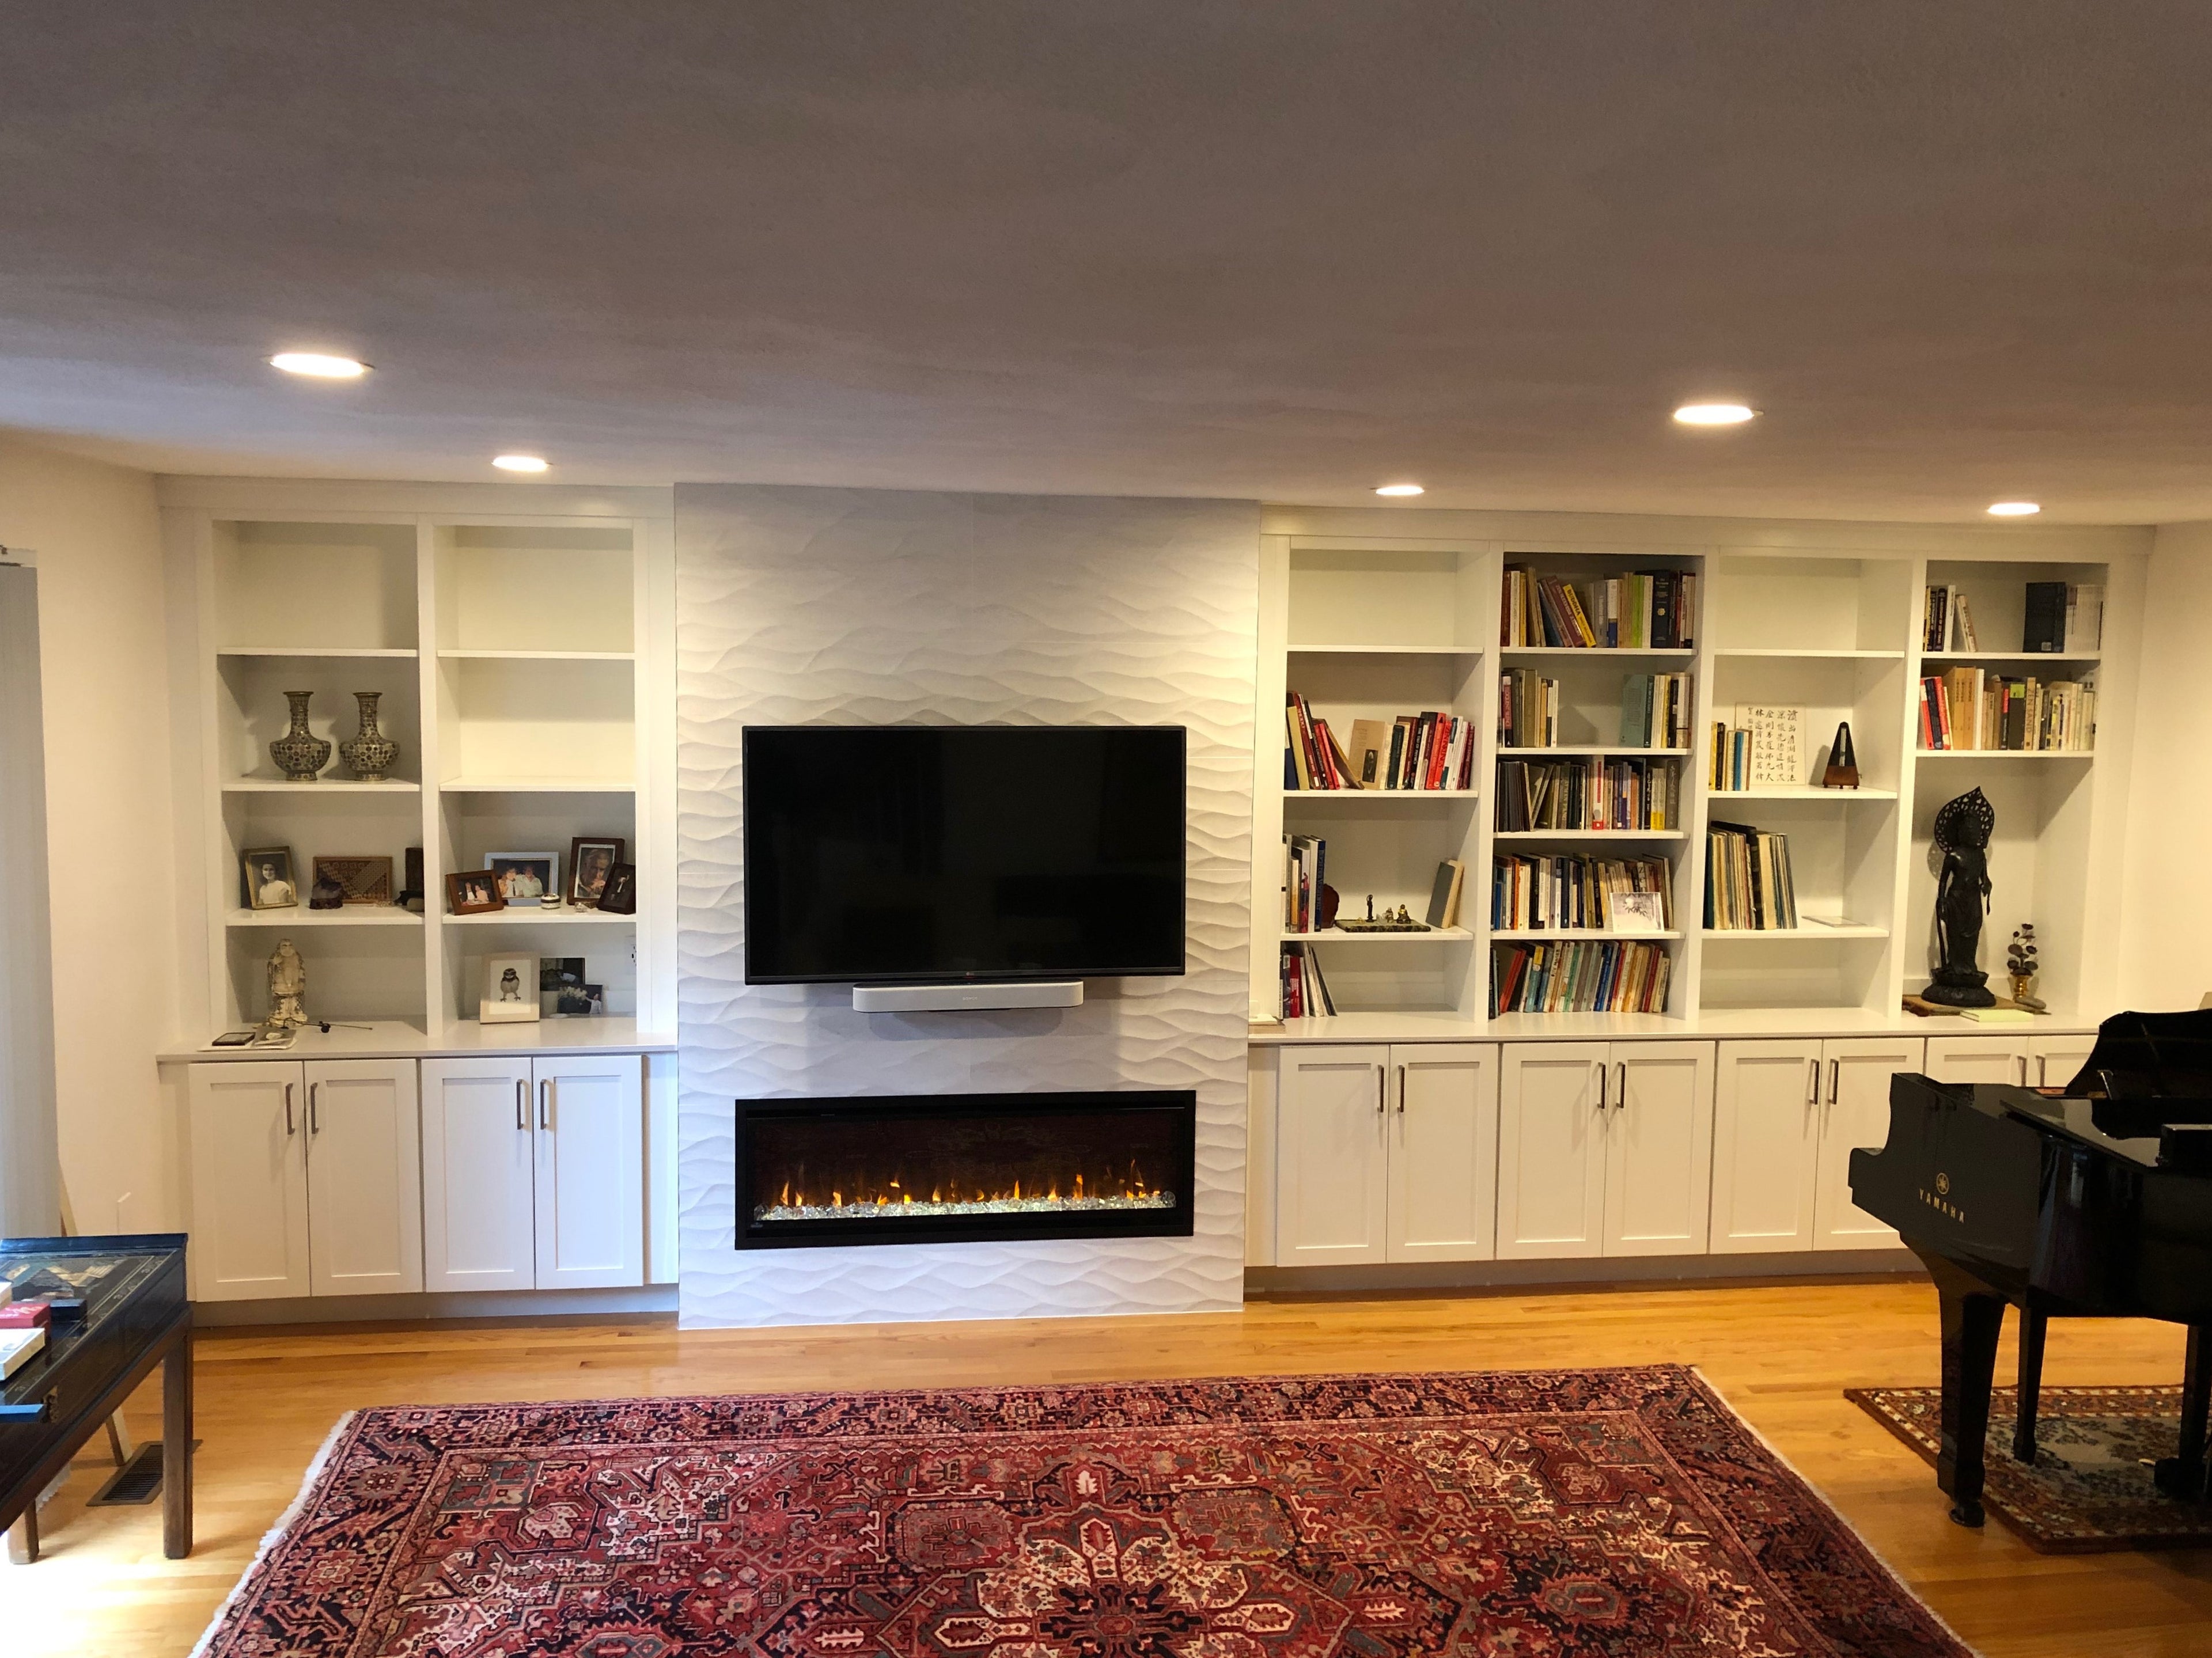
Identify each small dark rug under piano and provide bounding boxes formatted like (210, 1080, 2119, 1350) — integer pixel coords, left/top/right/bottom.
(1850, 1384, 2212, 1553)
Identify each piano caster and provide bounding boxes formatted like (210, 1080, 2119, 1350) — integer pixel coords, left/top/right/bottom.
(1949, 1499, 1986, 1528)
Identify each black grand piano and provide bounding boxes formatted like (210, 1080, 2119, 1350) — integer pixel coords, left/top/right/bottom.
(1851, 1009, 2212, 1526)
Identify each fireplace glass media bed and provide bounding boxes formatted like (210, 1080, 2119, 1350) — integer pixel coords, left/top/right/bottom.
(735, 1090, 1196, 1248)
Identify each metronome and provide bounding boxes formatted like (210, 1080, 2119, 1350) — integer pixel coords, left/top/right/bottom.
(1821, 720, 1860, 789)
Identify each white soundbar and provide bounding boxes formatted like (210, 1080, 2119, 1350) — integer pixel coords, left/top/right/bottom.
(852, 981, 1085, 1013)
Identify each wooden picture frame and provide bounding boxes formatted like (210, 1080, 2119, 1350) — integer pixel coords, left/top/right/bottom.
(596, 861, 637, 915)
(445, 870, 505, 915)
(243, 846, 298, 910)
(569, 836, 625, 906)
(312, 855, 394, 905)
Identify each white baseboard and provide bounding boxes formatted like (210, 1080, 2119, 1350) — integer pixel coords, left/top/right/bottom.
(192, 1284, 677, 1327)
(1244, 1249, 1921, 1297)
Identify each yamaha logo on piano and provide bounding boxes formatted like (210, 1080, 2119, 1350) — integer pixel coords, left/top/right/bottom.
(1917, 1171, 1964, 1222)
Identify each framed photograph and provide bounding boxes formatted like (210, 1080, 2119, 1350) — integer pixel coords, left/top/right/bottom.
(486, 852, 556, 908)
(597, 861, 637, 915)
(1611, 891, 1669, 935)
(481, 951, 541, 1024)
(312, 855, 394, 905)
(445, 871, 505, 915)
(243, 846, 298, 910)
(540, 956, 586, 1016)
(569, 837, 624, 906)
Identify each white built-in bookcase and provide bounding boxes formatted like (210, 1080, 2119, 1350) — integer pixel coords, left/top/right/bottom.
(1251, 511, 2146, 1035)
(164, 483, 676, 1042)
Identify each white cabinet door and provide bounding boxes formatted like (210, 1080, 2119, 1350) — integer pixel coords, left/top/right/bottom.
(1813, 1037, 1923, 1250)
(533, 1054, 645, 1291)
(304, 1060, 423, 1297)
(1603, 1042, 1715, 1257)
(186, 1063, 310, 1301)
(422, 1057, 537, 1292)
(1497, 1044, 1608, 1260)
(1924, 1034, 2029, 1086)
(1275, 1046, 1390, 1266)
(1387, 1044, 1498, 1263)
(1710, 1041, 1821, 1254)
(2029, 1034, 2097, 1092)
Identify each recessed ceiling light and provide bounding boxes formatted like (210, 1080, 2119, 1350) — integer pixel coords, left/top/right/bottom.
(268, 352, 369, 379)
(1672, 403, 1757, 426)
(492, 454, 550, 473)
(1987, 500, 2041, 517)
(1374, 483, 1425, 497)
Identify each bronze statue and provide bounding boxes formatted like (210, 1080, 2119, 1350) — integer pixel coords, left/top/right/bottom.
(1925, 788, 1995, 1007)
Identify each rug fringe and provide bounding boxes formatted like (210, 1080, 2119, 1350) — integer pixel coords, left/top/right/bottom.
(187, 1409, 358, 1658)
(1687, 1366, 1984, 1658)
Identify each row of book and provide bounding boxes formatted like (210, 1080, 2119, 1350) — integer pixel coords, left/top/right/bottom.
(1491, 853, 1673, 932)
(1282, 834, 1328, 931)
(1281, 943, 1336, 1018)
(1923, 582, 2102, 654)
(1491, 939, 1673, 1015)
(1501, 566, 1698, 649)
(1286, 693, 1479, 790)
(1497, 669, 1560, 748)
(1705, 821, 1799, 929)
(1918, 669, 2095, 752)
(1495, 757, 1681, 832)
(1494, 670, 1695, 752)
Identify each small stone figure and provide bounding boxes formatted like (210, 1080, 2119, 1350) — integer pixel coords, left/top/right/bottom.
(267, 939, 307, 1028)
(1925, 788, 1996, 1008)
(308, 867, 346, 909)
(1365, 895, 1376, 923)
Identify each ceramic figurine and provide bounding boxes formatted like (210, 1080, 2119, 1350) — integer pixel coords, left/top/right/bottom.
(269, 690, 331, 781)
(338, 690, 399, 782)
(267, 938, 308, 1028)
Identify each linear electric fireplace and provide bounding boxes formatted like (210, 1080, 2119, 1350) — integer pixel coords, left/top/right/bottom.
(735, 1090, 1197, 1249)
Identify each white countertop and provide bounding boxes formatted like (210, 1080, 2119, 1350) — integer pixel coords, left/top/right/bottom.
(160, 1016, 677, 1064)
(1249, 1005, 2103, 1045)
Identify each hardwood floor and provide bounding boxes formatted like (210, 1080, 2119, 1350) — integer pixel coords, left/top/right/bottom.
(7, 1277, 2210, 1656)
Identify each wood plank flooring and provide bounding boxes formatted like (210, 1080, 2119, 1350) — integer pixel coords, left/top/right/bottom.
(7, 1277, 2210, 1656)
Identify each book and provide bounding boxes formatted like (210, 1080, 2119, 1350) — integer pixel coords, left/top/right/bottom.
(1346, 718, 1391, 788)
(1495, 757, 1679, 831)
(1704, 820, 1799, 929)
(0, 1324, 45, 1381)
(1425, 860, 1467, 929)
(2024, 581, 2068, 652)
(1500, 564, 1695, 648)
(1491, 852, 1672, 931)
(1280, 942, 1336, 1018)
(1491, 938, 1672, 1014)
(0, 1300, 50, 1329)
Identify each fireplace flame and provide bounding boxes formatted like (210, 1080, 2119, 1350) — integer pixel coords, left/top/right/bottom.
(756, 1157, 1172, 1224)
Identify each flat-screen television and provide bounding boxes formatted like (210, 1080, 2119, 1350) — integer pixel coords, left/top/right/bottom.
(743, 724, 1186, 985)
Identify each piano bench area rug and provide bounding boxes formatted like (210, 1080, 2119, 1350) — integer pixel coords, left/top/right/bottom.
(194, 1366, 1970, 1658)
(1850, 1383, 2212, 1554)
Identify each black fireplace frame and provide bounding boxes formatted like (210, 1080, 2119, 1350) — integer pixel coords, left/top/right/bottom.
(733, 1090, 1198, 1250)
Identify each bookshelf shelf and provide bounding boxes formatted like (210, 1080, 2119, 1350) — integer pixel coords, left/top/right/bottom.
(1712, 648, 1904, 661)
(1493, 928, 1684, 941)
(221, 779, 423, 794)
(1281, 927, 1474, 945)
(440, 779, 638, 792)
(1287, 644, 1486, 656)
(443, 909, 635, 927)
(1709, 785, 1899, 801)
(218, 647, 420, 659)
(1499, 745, 1691, 757)
(1702, 923, 1888, 941)
(1922, 651, 2101, 665)
(1281, 788, 1479, 800)
(1500, 647, 1695, 659)
(436, 648, 637, 662)
(1492, 829, 1689, 842)
(1914, 749, 2094, 761)
(226, 908, 422, 928)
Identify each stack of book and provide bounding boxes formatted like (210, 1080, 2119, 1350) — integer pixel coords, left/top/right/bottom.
(1497, 669, 1560, 748)
(1282, 834, 1327, 931)
(1495, 757, 1680, 832)
(1281, 943, 1336, 1018)
(1917, 669, 2095, 751)
(2024, 581, 2104, 654)
(1286, 693, 1477, 790)
(1491, 939, 1672, 1014)
(1491, 853, 1673, 931)
(1620, 673, 1694, 748)
(1501, 566, 1698, 648)
(1921, 585, 1982, 651)
(1704, 821, 1800, 929)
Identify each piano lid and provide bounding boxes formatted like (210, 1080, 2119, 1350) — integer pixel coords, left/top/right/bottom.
(2056, 1008, 2212, 1101)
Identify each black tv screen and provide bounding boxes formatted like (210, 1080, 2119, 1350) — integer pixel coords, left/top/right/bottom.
(743, 725, 1186, 985)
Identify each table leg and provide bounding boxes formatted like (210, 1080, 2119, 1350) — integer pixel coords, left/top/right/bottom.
(161, 1316, 193, 1559)
(1936, 1283, 2004, 1527)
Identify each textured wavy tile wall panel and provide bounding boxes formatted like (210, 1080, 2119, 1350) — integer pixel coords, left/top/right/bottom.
(675, 486, 1258, 1327)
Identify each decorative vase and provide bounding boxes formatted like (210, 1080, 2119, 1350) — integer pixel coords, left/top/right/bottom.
(338, 690, 400, 782)
(269, 691, 331, 782)
(2009, 972, 2037, 1006)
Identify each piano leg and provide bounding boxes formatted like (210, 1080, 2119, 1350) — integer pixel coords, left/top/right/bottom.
(1934, 1277, 2005, 1527)
(2012, 1306, 2047, 1464)
(2154, 1324, 2211, 1504)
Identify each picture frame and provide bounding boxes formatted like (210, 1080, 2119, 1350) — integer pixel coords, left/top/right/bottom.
(480, 951, 541, 1024)
(243, 845, 298, 910)
(312, 855, 394, 905)
(569, 836, 624, 907)
(486, 851, 557, 908)
(1610, 891, 1669, 935)
(540, 956, 586, 1017)
(445, 871, 505, 915)
(596, 861, 637, 915)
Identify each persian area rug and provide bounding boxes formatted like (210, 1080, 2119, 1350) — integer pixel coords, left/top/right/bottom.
(1850, 1382, 2212, 1554)
(196, 1367, 1968, 1657)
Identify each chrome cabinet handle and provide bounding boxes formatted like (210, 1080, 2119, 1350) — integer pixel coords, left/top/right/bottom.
(309, 1081, 320, 1135)
(539, 1077, 551, 1131)
(283, 1082, 295, 1136)
(1396, 1066, 1407, 1115)
(2016, 1053, 2028, 1086)
(1805, 1057, 1820, 1105)
(2037, 1054, 2048, 1086)
(1594, 1061, 1608, 1113)
(1828, 1058, 1840, 1106)
(516, 1077, 528, 1130)
(1614, 1061, 1627, 1111)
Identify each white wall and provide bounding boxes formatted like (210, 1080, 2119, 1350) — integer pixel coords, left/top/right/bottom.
(2120, 520, 2212, 1011)
(0, 438, 179, 1231)
(675, 485, 1258, 1327)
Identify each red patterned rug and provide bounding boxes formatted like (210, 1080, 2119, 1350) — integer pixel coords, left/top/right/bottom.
(195, 1367, 1966, 1656)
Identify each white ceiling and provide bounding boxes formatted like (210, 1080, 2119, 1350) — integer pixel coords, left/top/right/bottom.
(5, 3, 2211, 521)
